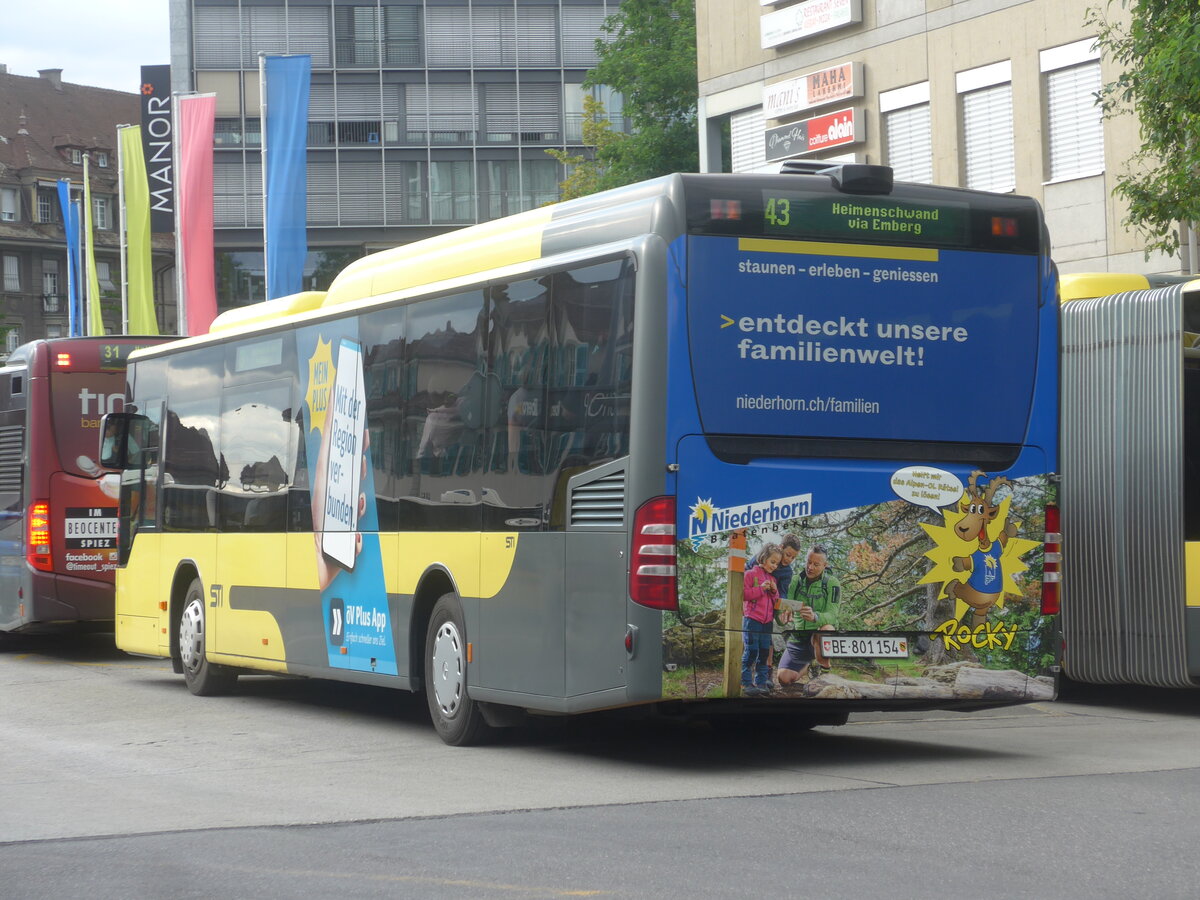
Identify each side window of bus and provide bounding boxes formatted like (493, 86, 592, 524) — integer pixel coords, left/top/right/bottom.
(132, 400, 163, 531)
(400, 290, 488, 532)
(546, 259, 635, 524)
(162, 349, 223, 532)
(361, 305, 406, 532)
(486, 276, 553, 529)
(218, 379, 295, 532)
(220, 336, 297, 534)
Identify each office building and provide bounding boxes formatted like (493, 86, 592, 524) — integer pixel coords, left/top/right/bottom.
(696, 0, 1186, 275)
(170, 0, 625, 309)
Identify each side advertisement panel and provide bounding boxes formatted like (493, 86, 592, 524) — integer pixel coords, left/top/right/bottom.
(298, 324, 398, 675)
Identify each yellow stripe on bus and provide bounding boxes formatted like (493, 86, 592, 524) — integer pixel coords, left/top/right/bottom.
(324, 207, 554, 308)
(1186, 542, 1200, 607)
(737, 237, 939, 262)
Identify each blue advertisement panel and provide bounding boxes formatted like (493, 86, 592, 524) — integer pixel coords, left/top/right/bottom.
(297, 323, 398, 676)
(685, 235, 1040, 444)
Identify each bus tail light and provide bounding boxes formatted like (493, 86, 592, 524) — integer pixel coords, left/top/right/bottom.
(630, 496, 677, 610)
(1042, 503, 1060, 615)
(27, 501, 53, 572)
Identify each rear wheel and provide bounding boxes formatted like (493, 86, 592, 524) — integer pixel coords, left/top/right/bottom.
(178, 578, 238, 696)
(425, 592, 492, 746)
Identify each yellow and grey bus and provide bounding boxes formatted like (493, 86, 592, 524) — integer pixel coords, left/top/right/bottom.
(102, 165, 1060, 744)
(1059, 272, 1200, 686)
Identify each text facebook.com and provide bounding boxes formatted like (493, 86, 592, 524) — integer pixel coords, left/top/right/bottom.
(736, 394, 881, 414)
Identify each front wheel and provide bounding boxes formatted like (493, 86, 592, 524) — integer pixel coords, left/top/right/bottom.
(425, 592, 492, 746)
(178, 578, 238, 696)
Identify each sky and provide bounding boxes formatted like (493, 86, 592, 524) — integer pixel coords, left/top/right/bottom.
(0, 0, 171, 94)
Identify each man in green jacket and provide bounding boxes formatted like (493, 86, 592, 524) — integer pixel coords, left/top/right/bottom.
(777, 544, 840, 685)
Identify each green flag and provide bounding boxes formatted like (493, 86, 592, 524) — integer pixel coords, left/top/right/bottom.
(82, 154, 104, 335)
(120, 126, 158, 334)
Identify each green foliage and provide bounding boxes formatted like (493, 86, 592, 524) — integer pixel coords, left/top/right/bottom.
(583, 0, 698, 190)
(545, 95, 620, 201)
(1088, 0, 1200, 257)
(975, 607, 1057, 673)
(676, 540, 728, 621)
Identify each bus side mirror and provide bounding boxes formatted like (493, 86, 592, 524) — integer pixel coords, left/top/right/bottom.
(99, 412, 150, 469)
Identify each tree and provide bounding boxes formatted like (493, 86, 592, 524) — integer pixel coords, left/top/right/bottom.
(1089, 1, 1200, 258)
(549, 0, 698, 196)
(545, 95, 621, 201)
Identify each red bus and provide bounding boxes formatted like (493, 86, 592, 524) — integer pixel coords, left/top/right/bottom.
(0, 336, 169, 635)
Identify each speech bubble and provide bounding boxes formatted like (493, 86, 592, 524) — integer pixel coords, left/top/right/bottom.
(890, 466, 964, 513)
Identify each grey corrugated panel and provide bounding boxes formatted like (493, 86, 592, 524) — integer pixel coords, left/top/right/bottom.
(1061, 285, 1195, 686)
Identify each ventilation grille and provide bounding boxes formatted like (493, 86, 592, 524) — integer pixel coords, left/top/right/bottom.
(0, 424, 24, 493)
(569, 466, 625, 529)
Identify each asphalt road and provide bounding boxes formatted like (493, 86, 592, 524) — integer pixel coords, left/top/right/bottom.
(2, 633, 1198, 898)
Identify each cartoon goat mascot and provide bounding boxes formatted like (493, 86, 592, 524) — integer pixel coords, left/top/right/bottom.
(946, 471, 1017, 627)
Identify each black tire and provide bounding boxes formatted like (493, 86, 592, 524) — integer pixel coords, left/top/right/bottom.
(178, 577, 238, 696)
(425, 592, 492, 746)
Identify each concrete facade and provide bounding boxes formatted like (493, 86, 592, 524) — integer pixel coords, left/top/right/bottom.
(696, 0, 1186, 276)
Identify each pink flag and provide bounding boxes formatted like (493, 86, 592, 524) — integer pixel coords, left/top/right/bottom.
(176, 94, 217, 335)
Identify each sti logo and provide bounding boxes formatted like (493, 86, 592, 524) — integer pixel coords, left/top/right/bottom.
(78, 388, 123, 416)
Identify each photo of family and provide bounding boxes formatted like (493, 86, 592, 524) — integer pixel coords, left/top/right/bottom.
(666, 471, 1056, 704)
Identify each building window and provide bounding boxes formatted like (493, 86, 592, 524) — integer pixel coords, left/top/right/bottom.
(957, 61, 1014, 193)
(46, 324, 63, 339)
(92, 196, 109, 230)
(37, 190, 55, 223)
(69, 148, 82, 164)
(97, 261, 116, 294)
(430, 160, 474, 223)
(0, 187, 17, 222)
(42, 259, 59, 301)
(335, 5, 422, 68)
(5, 329, 21, 353)
(1042, 38, 1103, 182)
(3, 254, 19, 292)
(95, 152, 109, 168)
(882, 82, 932, 184)
(730, 107, 766, 173)
(564, 84, 627, 143)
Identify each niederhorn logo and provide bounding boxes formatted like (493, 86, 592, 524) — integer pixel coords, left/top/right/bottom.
(688, 492, 813, 549)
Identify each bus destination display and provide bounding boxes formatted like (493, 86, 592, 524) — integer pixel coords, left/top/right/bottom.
(762, 191, 970, 245)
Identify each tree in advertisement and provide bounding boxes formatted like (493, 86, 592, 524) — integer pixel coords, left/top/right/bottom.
(1089, 0, 1200, 258)
(551, 0, 698, 197)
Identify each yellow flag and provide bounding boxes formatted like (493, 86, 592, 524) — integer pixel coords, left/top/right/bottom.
(119, 126, 158, 334)
(82, 154, 104, 335)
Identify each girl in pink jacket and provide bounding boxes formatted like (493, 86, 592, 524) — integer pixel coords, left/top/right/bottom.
(742, 543, 784, 695)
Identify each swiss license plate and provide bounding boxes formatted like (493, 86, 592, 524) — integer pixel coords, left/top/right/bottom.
(819, 635, 909, 658)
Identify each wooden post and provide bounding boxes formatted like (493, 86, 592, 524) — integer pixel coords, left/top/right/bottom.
(723, 529, 747, 697)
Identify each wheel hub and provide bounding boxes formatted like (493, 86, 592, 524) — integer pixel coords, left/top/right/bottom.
(430, 621, 464, 717)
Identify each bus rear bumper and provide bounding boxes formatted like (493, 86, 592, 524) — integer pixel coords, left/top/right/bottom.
(662, 625, 1057, 707)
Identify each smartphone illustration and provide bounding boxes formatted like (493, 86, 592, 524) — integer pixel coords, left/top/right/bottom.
(321, 339, 367, 571)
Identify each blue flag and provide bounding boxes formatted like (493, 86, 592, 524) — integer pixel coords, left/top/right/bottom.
(56, 180, 82, 336)
(264, 54, 311, 300)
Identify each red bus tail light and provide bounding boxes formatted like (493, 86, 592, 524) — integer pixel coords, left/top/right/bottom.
(27, 501, 53, 572)
(630, 495, 677, 610)
(1042, 503, 1060, 615)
